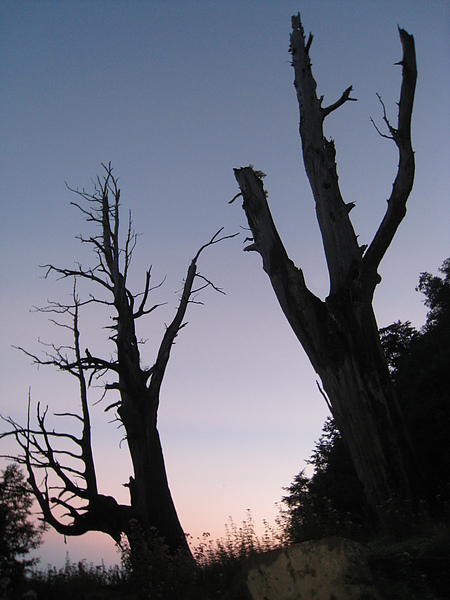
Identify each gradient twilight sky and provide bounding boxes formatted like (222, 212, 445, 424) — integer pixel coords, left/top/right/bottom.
(1, 0, 449, 568)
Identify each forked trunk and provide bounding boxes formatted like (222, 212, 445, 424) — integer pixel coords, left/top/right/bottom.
(233, 14, 419, 528)
(234, 164, 420, 528)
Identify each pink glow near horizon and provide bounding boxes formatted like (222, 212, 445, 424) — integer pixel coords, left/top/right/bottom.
(2, 0, 449, 570)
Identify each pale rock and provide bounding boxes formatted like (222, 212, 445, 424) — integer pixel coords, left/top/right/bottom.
(246, 537, 380, 600)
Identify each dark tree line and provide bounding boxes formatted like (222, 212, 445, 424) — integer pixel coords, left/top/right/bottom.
(282, 259, 450, 542)
(382, 258, 450, 506)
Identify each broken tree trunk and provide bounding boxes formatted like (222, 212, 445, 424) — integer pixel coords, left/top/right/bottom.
(233, 14, 419, 526)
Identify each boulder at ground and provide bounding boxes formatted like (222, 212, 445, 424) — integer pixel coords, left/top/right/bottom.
(246, 537, 380, 600)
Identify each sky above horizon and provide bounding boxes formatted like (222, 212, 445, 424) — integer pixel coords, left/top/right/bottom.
(1, 0, 449, 568)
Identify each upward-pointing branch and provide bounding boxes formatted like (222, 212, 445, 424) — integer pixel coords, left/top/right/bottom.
(290, 13, 362, 293)
(233, 167, 327, 372)
(148, 228, 238, 404)
(362, 27, 417, 287)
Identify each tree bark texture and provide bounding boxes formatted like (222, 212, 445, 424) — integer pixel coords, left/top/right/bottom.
(234, 14, 419, 524)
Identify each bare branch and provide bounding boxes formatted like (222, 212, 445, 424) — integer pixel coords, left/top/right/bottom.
(123, 209, 138, 284)
(370, 118, 393, 140)
(193, 274, 226, 295)
(133, 268, 167, 319)
(305, 32, 313, 54)
(233, 166, 326, 372)
(228, 192, 242, 204)
(147, 229, 237, 401)
(42, 263, 114, 292)
(290, 13, 362, 292)
(370, 94, 395, 140)
(363, 26, 417, 285)
(321, 85, 357, 120)
(192, 228, 239, 262)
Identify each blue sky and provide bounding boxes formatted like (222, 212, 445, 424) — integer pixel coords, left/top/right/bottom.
(1, 1, 449, 567)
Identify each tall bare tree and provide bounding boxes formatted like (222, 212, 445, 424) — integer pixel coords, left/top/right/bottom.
(232, 14, 419, 526)
(2, 164, 235, 555)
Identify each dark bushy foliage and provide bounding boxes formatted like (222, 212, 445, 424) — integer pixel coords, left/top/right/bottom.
(396, 258, 450, 507)
(282, 418, 375, 543)
(28, 512, 281, 599)
(0, 464, 45, 584)
(119, 521, 199, 599)
(119, 512, 281, 599)
(189, 511, 282, 599)
(29, 556, 125, 600)
(379, 258, 450, 508)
